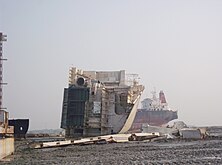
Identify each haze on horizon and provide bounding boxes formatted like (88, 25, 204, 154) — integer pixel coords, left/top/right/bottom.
(0, 0, 222, 130)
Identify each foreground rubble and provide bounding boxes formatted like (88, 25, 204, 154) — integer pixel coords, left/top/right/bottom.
(29, 133, 161, 149)
(1, 138, 222, 164)
(26, 121, 209, 149)
(1, 126, 222, 164)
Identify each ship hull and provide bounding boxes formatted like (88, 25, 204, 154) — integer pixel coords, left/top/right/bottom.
(8, 119, 29, 138)
(130, 109, 178, 132)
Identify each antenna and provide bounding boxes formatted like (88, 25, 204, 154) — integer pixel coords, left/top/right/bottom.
(0, 32, 7, 110)
(151, 87, 157, 100)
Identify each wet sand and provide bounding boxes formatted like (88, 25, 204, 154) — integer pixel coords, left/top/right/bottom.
(1, 127, 222, 165)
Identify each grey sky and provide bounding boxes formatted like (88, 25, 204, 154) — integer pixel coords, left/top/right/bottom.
(1, 0, 222, 130)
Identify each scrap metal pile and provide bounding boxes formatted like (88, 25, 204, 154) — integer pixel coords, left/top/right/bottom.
(30, 132, 161, 149)
(29, 121, 210, 149)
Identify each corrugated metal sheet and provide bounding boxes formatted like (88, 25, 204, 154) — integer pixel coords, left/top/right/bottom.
(61, 86, 89, 131)
(0, 138, 14, 160)
(68, 87, 89, 101)
(67, 101, 85, 127)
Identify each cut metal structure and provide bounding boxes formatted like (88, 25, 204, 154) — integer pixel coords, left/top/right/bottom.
(31, 132, 160, 149)
(61, 67, 144, 137)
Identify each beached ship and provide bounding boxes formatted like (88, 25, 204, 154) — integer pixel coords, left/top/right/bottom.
(8, 119, 29, 138)
(61, 67, 144, 137)
(130, 90, 178, 132)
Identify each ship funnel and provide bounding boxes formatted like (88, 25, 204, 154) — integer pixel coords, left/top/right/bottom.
(76, 77, 85, 86)
(159, 90, 167, 103)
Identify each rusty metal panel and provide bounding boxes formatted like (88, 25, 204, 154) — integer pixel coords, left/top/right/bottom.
(0, 126, 6, 133)
(0, 126, 14, 134)
(6, 126, 14, 134)
(0, 138, 14, 159)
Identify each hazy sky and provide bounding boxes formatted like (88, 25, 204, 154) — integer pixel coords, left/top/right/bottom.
(1, 0, 222, 130)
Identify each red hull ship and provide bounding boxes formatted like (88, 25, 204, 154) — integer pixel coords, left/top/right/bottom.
(131, 90, 178, 132)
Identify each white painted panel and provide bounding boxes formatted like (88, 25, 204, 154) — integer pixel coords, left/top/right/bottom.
(93, 102, 101, 114)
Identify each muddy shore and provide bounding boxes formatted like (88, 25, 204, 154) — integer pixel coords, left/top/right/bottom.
(1, 127, 222, 165)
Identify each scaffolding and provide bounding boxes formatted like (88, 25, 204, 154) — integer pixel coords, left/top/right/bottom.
(0, 32, 7, 110)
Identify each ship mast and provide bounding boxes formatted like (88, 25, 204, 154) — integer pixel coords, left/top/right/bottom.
(151, 88, 157, 101)
(0, 32, 7, 110)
